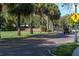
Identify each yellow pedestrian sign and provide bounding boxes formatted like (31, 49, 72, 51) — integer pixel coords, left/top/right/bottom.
(71, 13, 79, 22)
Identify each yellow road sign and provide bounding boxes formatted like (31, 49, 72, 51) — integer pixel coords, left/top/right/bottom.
(71, 13, 79, 22)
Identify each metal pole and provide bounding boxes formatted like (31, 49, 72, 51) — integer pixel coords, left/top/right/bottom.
(0, 25, 1, 39)
(74, 4, 78, 42)
(0, 19, 1, 39)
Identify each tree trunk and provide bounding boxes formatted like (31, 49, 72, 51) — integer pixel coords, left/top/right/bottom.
(46, 16, 49, 32)
(49, 20, 51, 31)
(52, 20, 55, 32)
(30, 14, 33, 34)
(49, 20, 54, 32)
(17, 14, 21, 36)
(40, 16, 43, 32)
(0, 21, 1, 39)
(52, 23, 54, 32)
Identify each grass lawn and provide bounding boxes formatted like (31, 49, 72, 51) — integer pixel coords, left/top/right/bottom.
(50, 43, 79, 56)
(0, 31, 49, 48)
(1, 31, 48, 39)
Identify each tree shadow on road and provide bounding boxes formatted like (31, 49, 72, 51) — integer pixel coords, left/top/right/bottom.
(0, 36, 57, 56)
(29, 32, 69, 39)
(0, 32, 71, 56)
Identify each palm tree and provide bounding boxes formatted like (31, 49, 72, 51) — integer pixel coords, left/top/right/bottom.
(33, 3, 61, 32)
(33, 4, 45, 32)
(7, 3, 34, 35)
(43, 3, 61, 32)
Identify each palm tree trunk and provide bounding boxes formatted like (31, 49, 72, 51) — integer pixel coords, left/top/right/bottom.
(50, 20, 54, 32)
(17, 14, 21, 36)
(40, 16, 43, 32)
(30, 14, 33, 34)
(52, 22, 54, 32)
(0, 20, 1, 38)
(49, 20, 51, 31)
(46, 16, 49, 32)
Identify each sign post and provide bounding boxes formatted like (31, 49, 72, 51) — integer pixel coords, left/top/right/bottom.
(71, 4, 79, 42)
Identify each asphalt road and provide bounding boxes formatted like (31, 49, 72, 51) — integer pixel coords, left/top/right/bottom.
(0, 32, 77, 56)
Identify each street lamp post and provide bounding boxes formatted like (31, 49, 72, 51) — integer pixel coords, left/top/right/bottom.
(74, 3, 78, 42)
